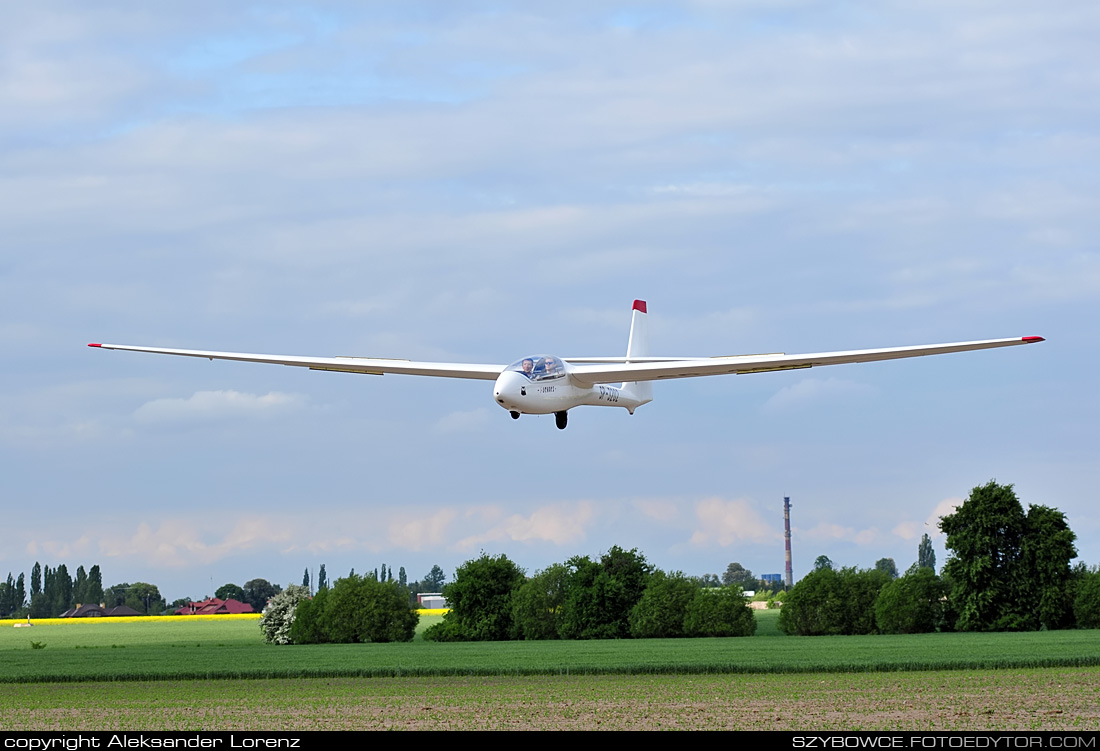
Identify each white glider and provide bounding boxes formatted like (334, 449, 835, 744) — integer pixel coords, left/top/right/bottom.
(90, 300, 1043, 429)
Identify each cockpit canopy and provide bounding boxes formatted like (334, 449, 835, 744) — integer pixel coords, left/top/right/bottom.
(507, 355, 565, 381)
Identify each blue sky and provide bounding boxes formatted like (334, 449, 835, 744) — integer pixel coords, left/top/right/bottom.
(2, 1, 1098, 601)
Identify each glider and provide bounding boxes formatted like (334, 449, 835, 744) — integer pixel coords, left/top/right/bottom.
(89, 300, 1043, 429)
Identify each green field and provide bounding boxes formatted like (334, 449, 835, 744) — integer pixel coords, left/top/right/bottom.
(3, 614, 1100, 684)
(2, 615, 1099, 730)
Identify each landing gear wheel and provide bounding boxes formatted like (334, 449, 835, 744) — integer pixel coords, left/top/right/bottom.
(510, 411, 520, 420)
(555, 411, 568, 430)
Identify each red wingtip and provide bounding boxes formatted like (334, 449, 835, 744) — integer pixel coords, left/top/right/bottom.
(632, 299, 647, 313)
(88, 343, 102, 348)
(1022, 336, 1045, 343)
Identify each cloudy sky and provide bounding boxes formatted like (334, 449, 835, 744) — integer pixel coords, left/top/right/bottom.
(3, 1, 1097, 601)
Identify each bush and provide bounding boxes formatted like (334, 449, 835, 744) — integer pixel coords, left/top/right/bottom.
(778, 567, 890, 636)
(558, 547, 653, 640)
(423, 553, 525, 642)
(289, 576, 417, 644)
(874, 565, 947, 634)
(511, 563, 569, 640)
(1074, 568, 1100, 629)
(628, 571, 697, 639)
(259, 585, 311, 645)
(684, 586, 756, 637)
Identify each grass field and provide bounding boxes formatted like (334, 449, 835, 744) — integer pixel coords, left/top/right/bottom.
(3, 612, 1100, 683)
(2, 613, 1098, 730)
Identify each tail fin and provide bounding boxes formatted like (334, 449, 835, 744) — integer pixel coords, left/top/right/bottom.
(620, 299, 653, 412)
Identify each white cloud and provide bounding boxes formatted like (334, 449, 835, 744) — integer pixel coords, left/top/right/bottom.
(454, 501, 596, 550)
(689, 497, 777, 547)
(386, 508, 460, 551)
(133, 390, 306, 424)
(633, 498, 679, 523)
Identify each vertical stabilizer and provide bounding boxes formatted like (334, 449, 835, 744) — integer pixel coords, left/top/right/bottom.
(620, 299, 653, 411)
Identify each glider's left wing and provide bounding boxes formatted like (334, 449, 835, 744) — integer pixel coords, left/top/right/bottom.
(567, 336, 1044, 386)
(88, 343, 506, 381)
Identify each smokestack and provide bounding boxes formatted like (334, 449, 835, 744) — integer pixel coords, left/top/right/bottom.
(784, 496, 793, 588)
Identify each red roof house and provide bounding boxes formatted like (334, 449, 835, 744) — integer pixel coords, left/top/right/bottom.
(174, 597, 254, 615)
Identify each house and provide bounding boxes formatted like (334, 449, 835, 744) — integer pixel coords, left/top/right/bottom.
(174, 597, 254, 615)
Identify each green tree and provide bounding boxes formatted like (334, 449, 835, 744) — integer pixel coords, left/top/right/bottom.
(875, 558, 898, 579)
(87, 565, 104, 605)
(55, 564, 73, 614)
(813, 555, 834, 572)
(558, 546, 653, 640)
(693, 573, 721, 588)
(941, 481, 1076, 632)
(722, 562, 756, 589)
(302, 568, 310, 590)
(15, 573, 26, 615)
(243, 578, 281, 612)
(874, 565, 947, 634)
(1021, 504, 1077, 630)
(684, 585, 756, 637)
(628, 570, 697, 639)
(778, 567, 889, 636)
(1073, 567, 1100, 629)
(73, 566, 89, 605)
(259, 585, 311, 644)
(215, 583, 247, 602)
(424, 553, 525, 642)
(292, 575, 417, 644)
(918, 533, 936, 570)
(511, 563, 570, 640)
(318, 564, 328, 591)
(126, 582, 164, 615)
(397, 566, 406, 590)
(0, 574, 13, 617)
(423, 565, 446, 591)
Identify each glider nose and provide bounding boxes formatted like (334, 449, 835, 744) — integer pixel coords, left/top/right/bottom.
(493, 370, 526, 411)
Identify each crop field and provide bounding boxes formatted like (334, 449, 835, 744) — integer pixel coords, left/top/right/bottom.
(2, 614, 1098, 730)
(2, 669, 1098, 731)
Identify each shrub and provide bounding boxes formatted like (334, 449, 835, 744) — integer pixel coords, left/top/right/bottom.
(423, 553, 524, 642)
(779, 567, 890, 636)
(291, 575, 417, 644)
(559, 547, 653, 640)
(874, 565, 947, 634)
(684, 586, 756, 637)
(511, 563, 569, 640)
(259, 585, 311, 645)
(1074, 568, 1100, 629)
(628, 571, 697, 639)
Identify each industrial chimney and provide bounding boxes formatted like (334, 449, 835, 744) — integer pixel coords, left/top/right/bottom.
(784, 496, 793, 588)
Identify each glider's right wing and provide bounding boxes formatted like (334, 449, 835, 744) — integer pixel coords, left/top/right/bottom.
(88, 343, 507, 381)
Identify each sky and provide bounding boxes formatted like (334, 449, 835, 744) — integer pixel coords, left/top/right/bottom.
(2, 1, 1098, 603)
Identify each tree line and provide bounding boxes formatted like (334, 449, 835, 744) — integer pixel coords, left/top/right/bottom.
(780, 481, 1098, 635)
(0, 563, 109, 618)
(260, 546, 758, 645)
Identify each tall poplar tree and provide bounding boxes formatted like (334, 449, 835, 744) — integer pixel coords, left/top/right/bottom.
(87, 565, 104, 604)
(74, 566, 89, 605)
(918, 533, 936, 570)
